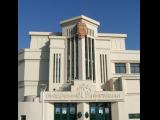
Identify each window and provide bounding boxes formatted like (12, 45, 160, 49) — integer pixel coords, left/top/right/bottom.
(67, 36, 79, 81)
(92, 39, 95, 81)
(100, 54, 108, 83)
(129, 113, 140, 119)
(53, 54, 55, 83)
(21, 115, 26, 120)
(55, 107, 61, 114)
(115, 63, 126, 73)
(130, 63, 140, 73)
(70, 104, 76, 114)
(53, 53, 61, 83)
(85, 36, 95, 81)
(67, 39, 70, 80)
(89, 37, 92, 79)
(85, 36, 88, 79)
(67, 29, 68, 36)
(71, 37, 74, 80)
(91, 107, 96, 114)
(75, 36, 79, 79)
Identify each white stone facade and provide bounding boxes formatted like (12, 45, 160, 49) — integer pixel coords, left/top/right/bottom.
(18, 15, 140, 120)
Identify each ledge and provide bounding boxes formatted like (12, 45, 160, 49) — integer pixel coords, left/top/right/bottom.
(60, 15, 100, 26)
(111, 50, 140, 54)
(98, 33, 127, 38)
(49, 36, 66, 39)
(29, 32, 62, 36)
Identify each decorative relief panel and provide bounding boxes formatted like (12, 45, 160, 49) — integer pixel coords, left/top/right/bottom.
(76, 20, 87, 39)
(42, 80, 124, 102)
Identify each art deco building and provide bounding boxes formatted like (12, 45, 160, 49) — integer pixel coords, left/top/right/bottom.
(18, 15, 140, 120)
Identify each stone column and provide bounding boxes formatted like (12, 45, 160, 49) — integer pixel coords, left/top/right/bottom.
(111, 102, 128, 120)
(77, 103, 89, 120)
(78, 37, 86, 80)
(45, 103, 54, 120)
(126, 62, 130, 74)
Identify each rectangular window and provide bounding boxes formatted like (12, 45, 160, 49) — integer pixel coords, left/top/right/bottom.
(21, 115, 26, 120)
(70, 104, 76, 114)
(100, 54, 107, 83)
(115, 63, 126, 73)
(89, 37, 92, 79)
(71, 37, 74, 80)
(59, 54, 61, 82)
(53, 54, 55, 83)
(69, 29, 71, 36)
(85, 36, 88, 80)
(129, 113, 140, 119)
(67, 39, 70, 81)
(75, 36, 79, 79)
(56, 54, 58, 82)
(53, 53, 61, 83)
(105, 55, 108, 81)
(67, 36, 79, 81)
(102, 55, 105, 83)
(67, 29, 68, 36)
(130, 63, 140, 73)
(85, 36, 95, 81)
(100, 55, 103, 83)
(91, 107, 96, 114)
(92, 39, 95, 81)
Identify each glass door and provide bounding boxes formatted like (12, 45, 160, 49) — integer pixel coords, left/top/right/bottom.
(89, 103, 111, 120)
(90, 103, 96, 120)
(54, 103, 77, 120)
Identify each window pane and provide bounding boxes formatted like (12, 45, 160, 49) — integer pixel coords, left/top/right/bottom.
(70, 107, 75, 114)
(105, 108, 109, 114)
(55, 108, 60, 114)
(62, 107, 67, 114)
(99, 107, 103, 114)
(67, 39, 70, 80)
(71, 37, 74, 79)
(62, 104, 67, 114)
(75, 36, 79, 79)
(21, 115, 26, 120)
(115, 63, 126, 73)
(91, 107, 96, 114)
(85, 36, 88, 80)
(129, 113, 140, 119)
(130, 63, 140, 73)
(92, 39, 95, 80)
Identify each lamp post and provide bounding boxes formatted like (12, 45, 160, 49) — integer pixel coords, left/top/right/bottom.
(41, 84, 47, 120)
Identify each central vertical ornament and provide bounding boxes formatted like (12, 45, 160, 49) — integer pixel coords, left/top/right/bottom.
(76, 20, 87, 39)
(76, 84, 92, 99)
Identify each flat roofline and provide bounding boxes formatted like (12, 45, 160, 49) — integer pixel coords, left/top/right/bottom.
(60, 15, 100, 26)
(98, 33, 127, 38)
(29, 32, 62, 36)
(29, 32, 52, 35)
(111, 50, 140, 53)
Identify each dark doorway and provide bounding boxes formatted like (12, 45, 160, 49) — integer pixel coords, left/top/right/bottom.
(90, 103, 111, 120)
(54, 103, 77, 120)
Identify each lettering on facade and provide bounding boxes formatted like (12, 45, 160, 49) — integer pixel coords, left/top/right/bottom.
(43, 81, 124, 102)
(44, 91, 123, 102)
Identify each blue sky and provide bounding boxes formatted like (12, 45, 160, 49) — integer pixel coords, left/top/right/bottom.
(18, 0, 140, 50)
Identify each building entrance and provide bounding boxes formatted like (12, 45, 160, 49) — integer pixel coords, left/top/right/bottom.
(54, 103, 77, 120)
(89, 103, 111, 120)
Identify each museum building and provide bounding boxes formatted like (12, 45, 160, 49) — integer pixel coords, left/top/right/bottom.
(18, 15, 140, 120)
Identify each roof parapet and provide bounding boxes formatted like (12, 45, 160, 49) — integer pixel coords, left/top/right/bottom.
(60, 15, 100, 26)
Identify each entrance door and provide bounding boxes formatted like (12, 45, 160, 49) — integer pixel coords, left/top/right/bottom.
(54, 103, 77, 120)
(90, 103, 111, 120)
